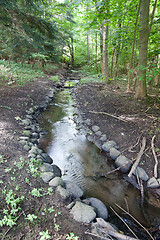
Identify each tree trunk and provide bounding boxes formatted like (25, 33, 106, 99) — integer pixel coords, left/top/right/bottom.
(127, 0, 141, 92)
(95, 31, 98, 74)
(110, 48, 115, 78)
(149, 0, 158, 32)
(87, 31, 90, 64)
(71, 36, 74, 67)
(135, 0, 150, 99)
(113, 21, 121, 80)
(100, 20, 109, 82)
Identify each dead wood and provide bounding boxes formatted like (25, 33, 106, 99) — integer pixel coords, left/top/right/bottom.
(115, 204, 154, 240)
(128, 137, 146, 178)
(89, 110, 127, 122)
(151, 135, 158, 178)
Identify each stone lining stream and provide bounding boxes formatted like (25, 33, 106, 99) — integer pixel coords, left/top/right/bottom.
(38, 88, 159, 229)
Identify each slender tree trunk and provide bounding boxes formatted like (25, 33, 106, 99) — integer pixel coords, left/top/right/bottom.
(113, 21, 121, 80)
(100, 20, 110, 82)
(71, 36, 74, 67)
(135, 0, 150, 99)
(100, 25, 104, 76)
(95, 31, 98, 74)
(87, 31, 90, 64)
(110, 48, 115, 78)
(149, 0, 158, 32)
(127, 0, 141, 92)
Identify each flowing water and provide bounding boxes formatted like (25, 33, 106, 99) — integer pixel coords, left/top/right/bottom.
(39, 88, 160, 230)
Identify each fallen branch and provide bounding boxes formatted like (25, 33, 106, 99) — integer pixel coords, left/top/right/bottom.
(128, 137, 146, 178)
(115, 204, 154, 240)
(110, 207, 139, 239)
(89, 110, 127, 122)
(85, 231, 111, 239)
(151, 135, 158, 178)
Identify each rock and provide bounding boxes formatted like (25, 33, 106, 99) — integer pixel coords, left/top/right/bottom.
(133, 166, 149, 181)
(56, 186, 70, 200)
(41, 153, 53, 164)
(23, 144, 31, 151)
(95, 131, 102, 136)
(66, 201, 75, 210)
(85, 119, 91, 125)
(109, 148, 121, 160)
(147, 177, 160, 188)
(32, 132, 39, 139)
(40, 163, 54, 173)
(83, 198, 108, 220)
(102, 141, 117, 152)
(52, 164, 62, 177)
(41, 172, 54, 183)
(29, 146, 38, 155)
(21, 119, 31, 126)
(64, 181, 83, 198)
(92, 125, 100, 132)
(115, 155, 132, 173)
(49, 177, 64, 187)
(23, 130, 32, 137)
(100, 134, 107, 142)
(70, 201, 96, 223)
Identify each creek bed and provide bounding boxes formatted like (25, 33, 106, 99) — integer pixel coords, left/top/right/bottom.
(39, 88, 159, 230)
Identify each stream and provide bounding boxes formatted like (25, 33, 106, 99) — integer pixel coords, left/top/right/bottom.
(38, 88, 160, 233)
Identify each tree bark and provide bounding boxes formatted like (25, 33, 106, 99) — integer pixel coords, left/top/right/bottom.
(95, 31, 98, 74)
(127, 0, 141, 92)
(87, 31, 90, 64)
(135, 0, 150, 99)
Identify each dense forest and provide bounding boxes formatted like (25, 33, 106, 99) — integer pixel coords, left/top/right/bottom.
(0, 0, 160, 97)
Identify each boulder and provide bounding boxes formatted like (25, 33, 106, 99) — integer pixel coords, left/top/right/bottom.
(56, 186, 70, 200)
(49, 177, 64, 187)
(147, 177, 160, 188)
(83, 198, 108, 220)
(133, 166, 149, 181)
(41, 172, 54, 183)
(41, 153, 53, 164)
(70, 201, 96, 223)
(40, 163, 54, 173)
(64, 181, 83, 198)
(102, 141, 117, 152)
(92, 125, 100, 132)
(115, 155, 132, 173)
(109, 148, 121, 160)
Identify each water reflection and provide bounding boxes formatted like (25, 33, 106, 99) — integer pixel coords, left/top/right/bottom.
(39, 89, 159, 227)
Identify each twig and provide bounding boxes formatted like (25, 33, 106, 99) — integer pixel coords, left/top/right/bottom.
(110, 207, 139, 239)
(128, 137, 146, 178)
(115, 204, 154, 240)
(89, 110, 127, 122)
(151, 135, 158, 178)
(85, 231, 111, 239)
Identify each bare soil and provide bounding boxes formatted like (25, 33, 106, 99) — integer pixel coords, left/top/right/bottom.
(0, 67, 160, 239)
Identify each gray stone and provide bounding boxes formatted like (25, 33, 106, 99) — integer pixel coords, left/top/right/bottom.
(133, 167, 149, 181)
(66, 202, 75, 210)
(19, 136, 29, 141)
(70, 201, 96, 223)
(95, 131, 102, 136)
(41, 153, 53, 164)
(147, 177, 160, 188)
(19, 140, 28, 145)
(64, 181, 83, 198)
(83, 198, 108, 220)
(102, 141, 117, 152)
(52, 164, 62, 177)
(115, 155, 132, 173)
(21, 119, 31, 126)
(32, 132, 39, 139)
(23, 130, 32, 137)
(109, 148, 121, 160)
(92, 125, 100, 132)
(23, 144, 31, 151)
(85, 119, 91, 125)
(157, 178, 160, 185)
(29, 146, 38, 155)
(100, 134, 107, 142)
(56, 186, 70, 199)
(49, 177, 64, 187)
(41, 172, 54, 183)
(40, 163, 54, 173)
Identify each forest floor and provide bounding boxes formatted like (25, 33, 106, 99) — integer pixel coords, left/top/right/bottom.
(0, 66, 160, 239)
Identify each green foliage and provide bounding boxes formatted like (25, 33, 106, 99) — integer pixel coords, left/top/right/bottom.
(39, 230, 51, 240)
(49, 75, 60, 82)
